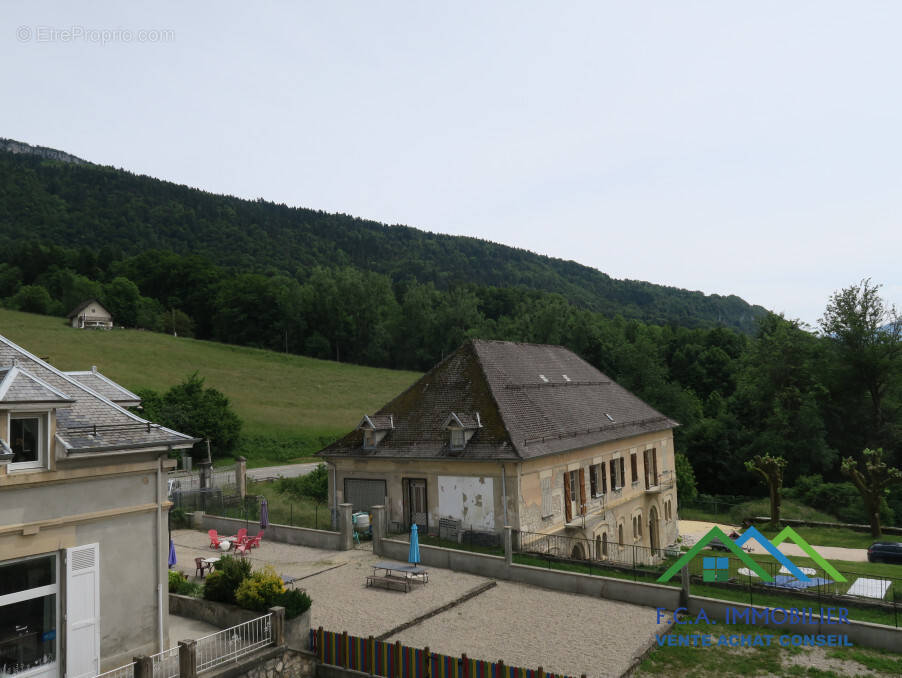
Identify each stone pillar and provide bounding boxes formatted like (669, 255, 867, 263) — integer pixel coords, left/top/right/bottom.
(178, 640, 196, 678)
(338, 503, 353, 551)
(269, 606, 286, 647)
(197, 461, 212, 513)
(504, 526, 512, 568)
(191, 510, 205, 529)
(236, 456, 247, 499)
(133, 655, 153, 678)
(371, 505, 386, 556)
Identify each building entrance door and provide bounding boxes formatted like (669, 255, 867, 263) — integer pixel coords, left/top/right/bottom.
(403, 478, 427, 532)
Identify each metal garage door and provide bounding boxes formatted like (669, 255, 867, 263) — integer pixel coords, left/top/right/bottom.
(344, 478, 387, 512)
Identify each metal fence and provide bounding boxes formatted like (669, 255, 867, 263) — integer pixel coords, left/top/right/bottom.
(195, 613, 273, 673)
(684, 549, 902, 627)
(150, 646, 179, 678)
(515, 529, 670, 568)
(169, 464, 239, 512)
(215, 493, 330, 530)
(94, 662, 135, 678)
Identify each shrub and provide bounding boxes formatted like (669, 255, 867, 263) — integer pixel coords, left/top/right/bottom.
(168, 570, 201, 596)
(235, 566, 285, 612)
(169, 507, 190, 529)
(277, 463, 328, 503)
(276, 588, 312, 619)
(202, 555, 251, 604)
(788, 475, 895, 525)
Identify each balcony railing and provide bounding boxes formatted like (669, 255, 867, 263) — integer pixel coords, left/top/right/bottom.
(645, 469, 674, 493)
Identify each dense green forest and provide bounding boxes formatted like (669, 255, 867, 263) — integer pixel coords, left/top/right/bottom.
(0, 146, 899, 523)
(0, 148, 765, 332)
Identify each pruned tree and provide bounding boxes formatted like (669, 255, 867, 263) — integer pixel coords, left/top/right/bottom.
(841, 448, 902, 538)
(745, 454, 788, 525)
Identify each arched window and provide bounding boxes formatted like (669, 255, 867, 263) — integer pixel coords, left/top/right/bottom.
(618, 524, 624, 545)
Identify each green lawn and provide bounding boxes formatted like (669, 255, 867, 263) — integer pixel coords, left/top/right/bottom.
(755, 525, 899, 551)
(636, 621, 902, 677)
(0, 308, 420, 465)
(680, 499, 839, 526)
(218, 480, 332, 530)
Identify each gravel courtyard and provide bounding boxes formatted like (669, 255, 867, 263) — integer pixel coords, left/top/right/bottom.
(171, 529, 661, 677)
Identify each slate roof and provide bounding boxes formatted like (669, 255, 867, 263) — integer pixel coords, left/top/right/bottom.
(0, 335, 197, 454)
(65, 369, 142, 406)
(0, 366, 74, 404)
(320, 339, 678, 462)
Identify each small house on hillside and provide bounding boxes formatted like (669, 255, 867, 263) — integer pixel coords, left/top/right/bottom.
(319, 339, 680, 562)
(67, 299, 113, 329)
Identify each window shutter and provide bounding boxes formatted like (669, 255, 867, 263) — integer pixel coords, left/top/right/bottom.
(609, 460, 616, 490)
(631, 454, 638, 483)
(578, 467, 586, 514)
(563, 474, 572, 523)
(619, 458, 625, 488)
(601, 463, 607, 493)
(652, 448, 658, 481)
(66, 543, 101, 678)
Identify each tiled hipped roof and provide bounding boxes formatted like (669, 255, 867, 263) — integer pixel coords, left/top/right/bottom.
(320, 339, 678, 461)
(0, 336, 196, 453)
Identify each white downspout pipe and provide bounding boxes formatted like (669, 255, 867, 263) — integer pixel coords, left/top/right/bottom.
(156, 451, 166, 652)
(500, 463, 508, 527)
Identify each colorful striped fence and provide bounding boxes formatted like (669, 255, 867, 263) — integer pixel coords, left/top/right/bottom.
(309, 627, 579, 678)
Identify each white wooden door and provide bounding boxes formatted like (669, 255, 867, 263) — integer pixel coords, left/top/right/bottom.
(65, 544, 100, 678)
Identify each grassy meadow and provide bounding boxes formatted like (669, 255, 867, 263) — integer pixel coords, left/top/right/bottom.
(0, 309, 420, 464)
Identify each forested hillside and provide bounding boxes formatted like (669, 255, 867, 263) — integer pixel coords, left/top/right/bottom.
(0, 146, 765, 332)
(1, 143, 899, 522)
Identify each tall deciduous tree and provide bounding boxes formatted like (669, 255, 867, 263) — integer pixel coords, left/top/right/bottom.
(745, 454, 788, 525)
(137, 373, 242, 460)
(841, 448, 902, 538)
(820, 280, 902, 455)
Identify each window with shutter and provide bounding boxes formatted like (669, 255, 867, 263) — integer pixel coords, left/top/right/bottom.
(601, 462, 607, 493)
(630, 453, 638, 483)
(619, 457, 625, 488)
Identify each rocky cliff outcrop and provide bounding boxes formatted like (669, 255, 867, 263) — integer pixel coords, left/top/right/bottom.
(0, 138, 89, 165)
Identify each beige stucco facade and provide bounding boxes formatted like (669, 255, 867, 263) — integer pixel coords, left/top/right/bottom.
(328, 427, 678, 560)
(0, 444, 177, 671)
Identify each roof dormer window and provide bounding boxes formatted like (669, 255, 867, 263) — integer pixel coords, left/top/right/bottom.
(443, 412, 482, 451)
(358, 414, 394, 449)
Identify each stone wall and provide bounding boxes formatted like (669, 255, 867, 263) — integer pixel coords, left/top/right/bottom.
(215, 648, 316, 678)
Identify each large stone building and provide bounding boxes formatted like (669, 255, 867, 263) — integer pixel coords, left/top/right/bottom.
(319, 339, 679, 561)
(0, 334, 196, 678)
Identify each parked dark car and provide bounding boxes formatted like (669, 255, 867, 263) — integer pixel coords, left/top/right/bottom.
(867, 541, 902, 563)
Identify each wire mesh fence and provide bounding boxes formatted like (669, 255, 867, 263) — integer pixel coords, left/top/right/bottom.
(213, 493, 331, 531)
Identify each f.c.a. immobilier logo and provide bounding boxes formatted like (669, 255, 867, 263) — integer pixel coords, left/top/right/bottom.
(657, 526, 847, 584)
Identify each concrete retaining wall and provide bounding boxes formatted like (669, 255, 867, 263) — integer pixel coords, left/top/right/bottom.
(378, 537, 902, 652)
(687, 595, 902, 651)
(170, 593, 261, 629)
(196, 512, 343, 550)
(169, 595, 311, 650)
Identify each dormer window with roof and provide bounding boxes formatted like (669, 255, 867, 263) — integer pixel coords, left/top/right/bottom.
(358, 414, 394, 449)
(443, 412, 482, 451)
(0, 364, 75, 472)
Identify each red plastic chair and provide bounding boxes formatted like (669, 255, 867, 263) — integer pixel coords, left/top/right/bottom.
(247, 530, 264, 549)
(208, 530, 221, 549)
(234, 542, 249, 557)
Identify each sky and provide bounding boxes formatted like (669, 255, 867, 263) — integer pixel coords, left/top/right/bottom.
(2, 2, 899, 327)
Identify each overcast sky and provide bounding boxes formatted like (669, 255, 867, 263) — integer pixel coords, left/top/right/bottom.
(3, 2, 899, 327)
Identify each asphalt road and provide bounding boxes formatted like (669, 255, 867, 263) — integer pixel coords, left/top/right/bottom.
(246, 462, 320, 481)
